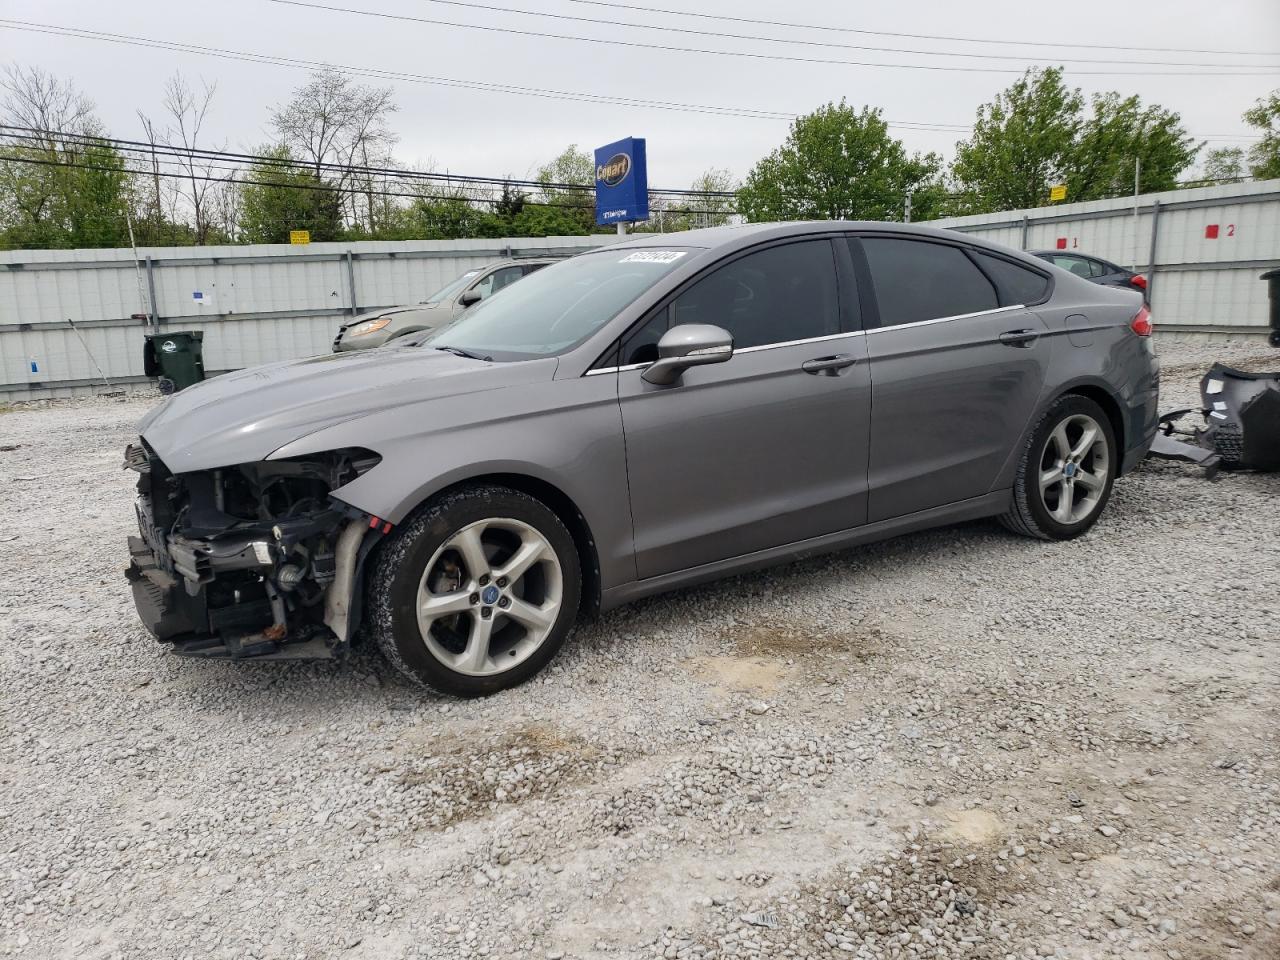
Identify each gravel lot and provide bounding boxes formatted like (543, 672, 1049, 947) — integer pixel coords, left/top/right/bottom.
(1, 337, 1277, 960)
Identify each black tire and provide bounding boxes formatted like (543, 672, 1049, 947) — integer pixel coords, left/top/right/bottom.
(1000, 394, 1117, 542)
(369, 484, 581, 696)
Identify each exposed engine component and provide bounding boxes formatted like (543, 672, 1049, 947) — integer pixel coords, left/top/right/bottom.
(124, 443, 382, 659)
(1150, 363, 1280, 477)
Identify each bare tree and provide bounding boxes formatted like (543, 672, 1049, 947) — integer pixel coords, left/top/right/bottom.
(0, 64, 117, 241)
(1, 63, 98, 147)
(271, 67, 398, 231)
(159, 73, 225, 243)
(135, 111, 179, 231)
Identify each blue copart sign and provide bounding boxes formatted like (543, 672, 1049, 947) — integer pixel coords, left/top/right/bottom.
(594, 137, 649, 227)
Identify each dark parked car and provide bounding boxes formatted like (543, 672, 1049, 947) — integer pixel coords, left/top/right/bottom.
(126, 222, 1159, 695)
(1031, 250, 1148, 301)
(332, 257, 556, 351)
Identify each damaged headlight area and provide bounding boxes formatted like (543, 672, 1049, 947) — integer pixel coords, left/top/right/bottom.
(124, 443, 382, 660)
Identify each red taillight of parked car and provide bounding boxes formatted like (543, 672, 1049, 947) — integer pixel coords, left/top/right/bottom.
(1130, 274, 1148, 290)
(1130, 305, 1153, 337)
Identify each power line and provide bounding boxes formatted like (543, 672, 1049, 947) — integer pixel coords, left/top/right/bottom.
(0, 19, 979, 132)
(564, 0, 1280, 57)
(1, 20, 1262, 144)
(406, 0, 1277, 69)
(0, 20, 784, 123)
(0, 125, 740, 199)
(270, 0, 1280, 76)
(0, 149, 741, 216)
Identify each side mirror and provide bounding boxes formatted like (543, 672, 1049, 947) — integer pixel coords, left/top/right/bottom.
(641, 324, 734, 385)
(458, 289, 481, 307)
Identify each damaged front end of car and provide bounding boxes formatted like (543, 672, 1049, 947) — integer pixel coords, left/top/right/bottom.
(124, 442, 386, 660)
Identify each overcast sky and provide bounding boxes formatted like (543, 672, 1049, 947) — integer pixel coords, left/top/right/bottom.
(3, 0, 1278, 188)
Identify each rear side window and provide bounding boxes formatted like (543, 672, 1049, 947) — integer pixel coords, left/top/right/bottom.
(857, 238, 997, 327)
(971, 251, 1050, 306)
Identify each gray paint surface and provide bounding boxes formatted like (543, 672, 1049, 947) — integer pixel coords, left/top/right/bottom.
(136, 221, 1159, 612)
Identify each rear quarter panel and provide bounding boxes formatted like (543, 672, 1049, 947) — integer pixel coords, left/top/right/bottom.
(991, 275, 1158, 489)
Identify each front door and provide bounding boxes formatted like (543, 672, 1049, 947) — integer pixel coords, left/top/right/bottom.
(853, 236, 1052, 522)
(617, 238, 872, 580)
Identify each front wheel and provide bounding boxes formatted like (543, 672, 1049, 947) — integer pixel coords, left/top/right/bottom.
(1000, 395, 1117, 541)
(368, 485, 581, 696)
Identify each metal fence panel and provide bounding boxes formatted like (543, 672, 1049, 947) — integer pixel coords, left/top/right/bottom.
(1, 235, 618, 399)
(929, 179, 1280, 333)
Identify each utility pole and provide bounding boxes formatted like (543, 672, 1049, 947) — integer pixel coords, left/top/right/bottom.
(1132, 157, 1142, 270)
(903, 190, 914, 224)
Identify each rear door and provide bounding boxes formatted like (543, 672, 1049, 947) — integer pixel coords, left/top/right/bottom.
(617, 238, 872, 579)
(852, 235, 1053, 522)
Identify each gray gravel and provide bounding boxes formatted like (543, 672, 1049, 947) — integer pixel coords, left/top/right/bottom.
(1, 336, 1278, 960)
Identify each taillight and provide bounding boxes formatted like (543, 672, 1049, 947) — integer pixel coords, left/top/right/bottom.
(1129, 274, 1147, 290)
(1130, 305, 1152, 337)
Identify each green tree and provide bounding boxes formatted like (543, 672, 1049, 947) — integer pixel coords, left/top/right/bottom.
(952, 68, 1199, 212)
(1202, 146, 1246, 184)
(1068, 92, 1198, 197)
(402, 196, 505, 240)
(656, 168, 738, 232)
(0, 65, 132, 249)
(1244, 90, 1280, 179)
(508, 204, 591, 237)
(534, 145, 595, 232)
(237, 146, 345, 244)
(951, 68, 1083, 212)
(737, 102, 942, 222)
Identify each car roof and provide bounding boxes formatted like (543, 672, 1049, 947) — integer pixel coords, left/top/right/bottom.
(612, 220, 1047, 266)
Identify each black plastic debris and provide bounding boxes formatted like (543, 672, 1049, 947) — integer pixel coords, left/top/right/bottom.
(1151, 363, 1280, 477)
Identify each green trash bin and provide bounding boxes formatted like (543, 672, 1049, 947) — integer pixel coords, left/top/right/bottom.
(143, 331, 206, 394)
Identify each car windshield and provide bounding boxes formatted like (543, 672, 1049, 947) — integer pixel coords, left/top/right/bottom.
(421, 248, 693, 361)
(423, 269, 482, 304)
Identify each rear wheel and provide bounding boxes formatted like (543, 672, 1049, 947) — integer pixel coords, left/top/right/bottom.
(1000, 395, 1117, 541)
(369, 485, 581, 696)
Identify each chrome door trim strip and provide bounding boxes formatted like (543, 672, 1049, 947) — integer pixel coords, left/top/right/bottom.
(585, 330, 867, 375)
(583, 307, 1025, 376)
(736, 330, 865, 355)
(865, 304, 1026, 334)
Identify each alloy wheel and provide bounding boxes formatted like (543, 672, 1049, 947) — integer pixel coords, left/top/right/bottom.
(1038, 413, 1110, 525)
(415, 518, 563, 677)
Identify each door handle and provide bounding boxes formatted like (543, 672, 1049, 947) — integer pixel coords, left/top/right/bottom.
(801, 353, 857, 375)
(998, 329, 1040, 347)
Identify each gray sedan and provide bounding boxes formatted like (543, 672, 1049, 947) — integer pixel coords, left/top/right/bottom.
(331, 257, 555, 351)
(126, 222, 1159, 696)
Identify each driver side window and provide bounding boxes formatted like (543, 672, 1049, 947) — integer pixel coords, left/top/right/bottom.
(667, 240, 840, 350)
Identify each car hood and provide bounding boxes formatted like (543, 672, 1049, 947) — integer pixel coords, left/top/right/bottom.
(339, 302, 446, 328)
(139, 347, 555, 473)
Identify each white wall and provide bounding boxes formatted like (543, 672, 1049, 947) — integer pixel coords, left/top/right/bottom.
(0, 235, 619, 399)
(926, 180, 1280, 336)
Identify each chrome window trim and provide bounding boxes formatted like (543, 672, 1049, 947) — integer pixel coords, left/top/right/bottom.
(585, 330, 864, 375)
(586, 361, 649, 376)
(582, 307, 1027, 375)
(735, 330, 864, 354)
(866, 304, 1026, 334)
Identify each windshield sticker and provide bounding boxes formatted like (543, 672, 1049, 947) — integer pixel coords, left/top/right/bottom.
(619, 251, 687, 265)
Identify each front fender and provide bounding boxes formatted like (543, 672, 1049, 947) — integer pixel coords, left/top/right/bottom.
(268, 370, 637, 592)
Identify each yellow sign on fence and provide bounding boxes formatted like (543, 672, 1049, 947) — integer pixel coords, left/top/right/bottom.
(289, 230, 311, 245)
(1049, 184, 1068, 202)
